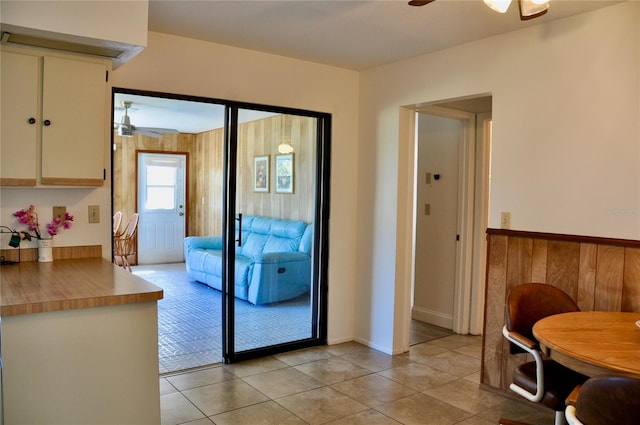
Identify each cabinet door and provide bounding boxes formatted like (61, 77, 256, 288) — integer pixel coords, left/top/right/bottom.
(0, 51, 39, 186)
(41, 56, 106, 186)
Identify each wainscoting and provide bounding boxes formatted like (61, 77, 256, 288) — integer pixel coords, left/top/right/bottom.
(481, 229, 640, 393)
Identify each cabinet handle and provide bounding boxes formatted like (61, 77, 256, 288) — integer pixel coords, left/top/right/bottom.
(28, 117, 36, 124)
(44, 120, 51, 126)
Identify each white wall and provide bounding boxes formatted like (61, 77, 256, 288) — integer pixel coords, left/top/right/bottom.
(0, 187, 112, 254)
(110, 32, 360, 345)
(357, 1, 640, 354)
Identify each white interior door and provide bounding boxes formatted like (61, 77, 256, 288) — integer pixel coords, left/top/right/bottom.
(137, 152, 186, 264)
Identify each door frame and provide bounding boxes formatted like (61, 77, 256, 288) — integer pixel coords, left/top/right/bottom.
(415, 104, 476, 335)
(397, 100, 490, 352)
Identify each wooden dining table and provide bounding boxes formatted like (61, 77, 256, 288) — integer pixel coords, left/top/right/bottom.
(533, 311, 640, 378)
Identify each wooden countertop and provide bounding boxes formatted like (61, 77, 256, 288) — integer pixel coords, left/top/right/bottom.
(1, 258, 163, 316)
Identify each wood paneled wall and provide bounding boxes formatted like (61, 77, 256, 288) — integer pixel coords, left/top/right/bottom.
(192, 129, 224, 236)
(113, 132, 196, 264)
(235, 114, 317, 227)
(113, 114, 317, 263)
(482, 229, 640, 393)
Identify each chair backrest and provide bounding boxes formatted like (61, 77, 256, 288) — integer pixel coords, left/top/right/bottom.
(505, 283, 579, 352)
(122, 213, 139, 238)
(113, 211, 123, 235)
(574, 375, 640, 425)
(235, 215, 311, 257)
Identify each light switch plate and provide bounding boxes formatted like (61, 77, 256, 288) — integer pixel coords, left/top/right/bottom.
(53, 206, 66, 222)
(501, 212, 511, 229)
(88, 205, 100, 223)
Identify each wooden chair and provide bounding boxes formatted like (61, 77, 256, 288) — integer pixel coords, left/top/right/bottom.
(113, 213, 139, 272)
(499, 283, 588, 425)
(565, 375, 640, 425)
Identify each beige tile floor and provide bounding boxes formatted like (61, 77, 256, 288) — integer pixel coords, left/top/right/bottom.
(160, 334, 556, 425)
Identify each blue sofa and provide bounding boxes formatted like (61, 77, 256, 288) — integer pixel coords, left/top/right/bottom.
(184, 216, 312, 305)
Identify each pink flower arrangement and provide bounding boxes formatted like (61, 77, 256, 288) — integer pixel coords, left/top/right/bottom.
(13, 205, 74, 239)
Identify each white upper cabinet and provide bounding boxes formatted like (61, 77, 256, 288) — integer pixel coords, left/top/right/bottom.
(40, 56, 108, 185)
(1, 51, 39, 186)
(0, 48, 110, 186)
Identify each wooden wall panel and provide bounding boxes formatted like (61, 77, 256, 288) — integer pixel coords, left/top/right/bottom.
(622, 248, 640, 312)
(506, 237, 533, 291)
(545, 240, 579, 298)
(482, 234, 508, 387)
(577, 243, 597, 310)
(481, 229, 640, 394)
(531, 239, 548, 282)
(194, 129, 223, 237)
(594, 245, 624, 311)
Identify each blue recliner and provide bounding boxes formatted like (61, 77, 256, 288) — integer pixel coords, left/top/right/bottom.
(184, 216, 312, 305)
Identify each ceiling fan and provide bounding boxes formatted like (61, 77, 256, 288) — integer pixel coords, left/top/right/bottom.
(114, 101, 179, 138)
(408, 0, 549, 21)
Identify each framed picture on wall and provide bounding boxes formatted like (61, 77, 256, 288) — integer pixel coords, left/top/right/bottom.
(275, 153, 294, 194)
(254, 155, 269, 192)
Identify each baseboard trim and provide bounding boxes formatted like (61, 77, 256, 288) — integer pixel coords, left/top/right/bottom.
(412, 306, 453, 329)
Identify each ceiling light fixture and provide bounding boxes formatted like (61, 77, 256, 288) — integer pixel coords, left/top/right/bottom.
(483, 0, 549, 20)
(278, 115, 294, 154)
(518, 0, 549, 20)
(278, 140, 294, 154)
(483, 0, 512, 14)
(410, 0, 549, 21)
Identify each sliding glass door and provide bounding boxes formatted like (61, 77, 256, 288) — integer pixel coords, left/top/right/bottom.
(112, 88, 329, 369)
(223, 106, 330, 362)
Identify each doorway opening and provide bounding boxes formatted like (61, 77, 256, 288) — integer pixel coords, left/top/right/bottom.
(409, 96, 492, 341)
(112, 88, 330, 373)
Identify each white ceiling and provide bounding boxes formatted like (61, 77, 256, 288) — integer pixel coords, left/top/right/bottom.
(115, 0, 620, 133)
(147, 0, 620, 71)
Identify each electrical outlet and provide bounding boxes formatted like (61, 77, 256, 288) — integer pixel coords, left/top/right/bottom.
(501, 211, 511, 229)
(425, 203, 431, 215)
(425, 172, 431, 184)
(53, 206, 66, 222)
(88, 205, 100, 223)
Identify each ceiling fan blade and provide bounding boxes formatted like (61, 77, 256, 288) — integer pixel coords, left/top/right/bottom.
(408, 0, 435, 6)
(136, 127, 179, 134)
(115, 101, 180, 138)
(134, 127, 180, 138)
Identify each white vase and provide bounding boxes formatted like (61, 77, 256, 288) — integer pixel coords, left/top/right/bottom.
(38, 238, 54, 262)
